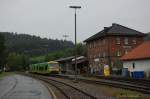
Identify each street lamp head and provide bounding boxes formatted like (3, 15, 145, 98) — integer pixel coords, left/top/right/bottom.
(69, 6, 81, 9)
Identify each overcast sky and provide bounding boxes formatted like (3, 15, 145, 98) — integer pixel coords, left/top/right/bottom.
(0, 0, 150, 42)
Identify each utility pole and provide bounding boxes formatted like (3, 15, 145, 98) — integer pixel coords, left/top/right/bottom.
(63, 34, 69, 49)
(63, 34, 69, 41)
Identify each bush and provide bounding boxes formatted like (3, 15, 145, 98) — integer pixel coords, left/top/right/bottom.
(0, 69, 2, 73)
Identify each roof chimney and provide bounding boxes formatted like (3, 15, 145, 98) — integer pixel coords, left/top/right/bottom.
(112, 23, 117, 26)
(104, 27, 109, 33)
(104, 27, 108, 29)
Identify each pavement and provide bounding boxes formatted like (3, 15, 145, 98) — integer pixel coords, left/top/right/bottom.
(0, 74, 53, 99)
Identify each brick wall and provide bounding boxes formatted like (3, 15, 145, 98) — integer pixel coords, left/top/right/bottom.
(87, 36, 144, 73)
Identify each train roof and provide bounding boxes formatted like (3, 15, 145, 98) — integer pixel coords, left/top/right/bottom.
(47, 61, 58, 64)
(30, 61, 58, 66)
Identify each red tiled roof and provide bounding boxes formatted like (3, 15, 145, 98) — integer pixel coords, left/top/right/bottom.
(121, 42, 150, 61)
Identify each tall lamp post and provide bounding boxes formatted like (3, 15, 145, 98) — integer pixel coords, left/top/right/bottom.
(69, 6, 81, 82)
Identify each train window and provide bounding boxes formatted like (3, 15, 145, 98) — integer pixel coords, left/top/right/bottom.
(51, 63, 58, 67)
(37, 65, 39, 71)
(36, 66, 38, 71)
(39, 66, 41, 71)
(45, 65, 48, 70)
(41, 66, 44, 71)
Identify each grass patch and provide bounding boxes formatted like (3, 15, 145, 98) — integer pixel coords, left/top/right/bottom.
(0, 72, 15, 78)
(82, 76, 150, 99)
(98, 85, 150, 99)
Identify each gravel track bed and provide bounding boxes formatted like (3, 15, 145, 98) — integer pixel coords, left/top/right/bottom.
(49, 77, 116, 99)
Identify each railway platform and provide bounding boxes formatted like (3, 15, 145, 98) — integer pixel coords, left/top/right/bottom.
(0, 74, 53, 99)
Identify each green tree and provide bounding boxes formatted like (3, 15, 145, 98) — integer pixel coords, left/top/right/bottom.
(30, 56, 45, 64)
(44, 43, 87, 61)
(0, 33, 5, 69)
(1, 32, 74, 56)
(76, 43, 87, 56)
(45, 51, 65, 61)
(7, 53, 29, 71)
(21, 54, 30, 70)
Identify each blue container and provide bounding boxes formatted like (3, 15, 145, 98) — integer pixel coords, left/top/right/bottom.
(131, 71, 144, 79)
(122, 68, 129, 77)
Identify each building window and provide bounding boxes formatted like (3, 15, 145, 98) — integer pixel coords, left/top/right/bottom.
(132, 62, 135, 69)
(91, 42, 94, 48)
(89, 43, 91, 48)
(89, 55, 91, 59)
(99, 53, 101, 57)
(116, 50, 121, 56)
(125, 49, 128, 54)
(93, 42, 95, 48)
(90, 55, 93, 59)
(116, 37, 120, 44)
(89, 44, 91, 48)
(133, 39, 136, 44)
(99, 40, 101, 46)
(95, 41, 97, 47)
(103, 52, 106, 57)
(103, 39, 105, 44)
(124, 37, 129, 45)
(93, 55, 95, 58)
(97, 41, 99, 47)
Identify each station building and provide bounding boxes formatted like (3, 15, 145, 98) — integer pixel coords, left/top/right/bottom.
(56, 56, 88, 74)
(72, 56, 89, 74)
(84, 23, 146, 74)
(56, 56, 74, 74)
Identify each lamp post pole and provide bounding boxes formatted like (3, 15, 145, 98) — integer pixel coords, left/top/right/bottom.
(69, 6, 81, 82)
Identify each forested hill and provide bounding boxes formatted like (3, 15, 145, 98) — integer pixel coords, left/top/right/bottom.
(1, 32, 74, 56)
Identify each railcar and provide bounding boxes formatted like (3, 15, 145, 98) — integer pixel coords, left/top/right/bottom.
(29, 61, 60, 74)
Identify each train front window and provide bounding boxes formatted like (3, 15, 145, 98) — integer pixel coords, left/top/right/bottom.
(51, 63, 58, 67)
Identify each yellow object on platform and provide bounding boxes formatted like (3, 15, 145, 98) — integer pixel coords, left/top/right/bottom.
(104, 65, 110, 76)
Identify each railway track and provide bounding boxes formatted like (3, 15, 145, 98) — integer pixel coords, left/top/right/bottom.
(54, 74, 150, 94)
(21, 73, 96, 99)
(89, 75, 150, 87)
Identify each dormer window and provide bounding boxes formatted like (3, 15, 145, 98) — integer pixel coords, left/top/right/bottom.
(99, 53, 101, 57)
